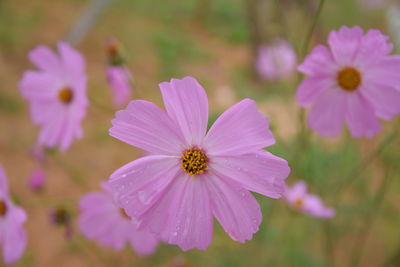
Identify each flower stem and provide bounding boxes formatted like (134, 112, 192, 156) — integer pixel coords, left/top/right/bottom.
(349, 168, 394, 267)
(300, 0, 326, 61)
(333, 129, 398, 196)
(295, 0, 326, 154)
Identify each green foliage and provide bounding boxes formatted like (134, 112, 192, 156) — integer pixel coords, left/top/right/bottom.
(152, 31, 207, 79)
(0, 91, 23, 115)
(205, 0, 248, 43)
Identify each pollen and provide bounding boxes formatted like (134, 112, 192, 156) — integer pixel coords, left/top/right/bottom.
(0, 200, 7, 217)
(58, 87, 74, 104)
(294, 198, 304, 209)
(120, 208, 130, 219)
(337, 67, 361, 91)
(180, 147, 208, 177)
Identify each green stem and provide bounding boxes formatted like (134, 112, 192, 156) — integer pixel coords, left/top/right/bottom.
(333, 130, 398, 196)
(350, 168, 394, 267)
(323, 221, 335, 267)
(294, 0, 326, 155)
(300, 0, 326, 61)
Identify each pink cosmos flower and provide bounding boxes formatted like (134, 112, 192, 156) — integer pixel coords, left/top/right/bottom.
(19, 42, 88, 152)
(297, 26, 400, 138)
(0, 165, 27, 264)
(284, 181, 334, 219)
(106, 66, 133, 107)
(108, 76, 290, 251)
(28, 169, 45, 192)
(255, 39, 297, 81)
(78, 182, 158, 256)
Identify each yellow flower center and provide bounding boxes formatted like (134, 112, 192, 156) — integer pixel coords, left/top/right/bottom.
(58, 87, 74, 104)
(120, 208, 130, 219)
(294, 198, 304, 209)
(0, 200, 7, 217)
(180, 147, 208, 177)
(337, 67, 361, 91)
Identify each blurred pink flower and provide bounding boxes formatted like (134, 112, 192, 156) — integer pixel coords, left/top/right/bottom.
(106, 66, 132, 107)
(19, 42, 88, 152)
(0, 165, 27, 264)
(297, 26, 400, 138)
(358, 0, 388, 9)
(28, 169, 45, 192)
(78, 182, 158, 256)
(284, 181, 334, 219)
(255, 39, 297, 81)
(109, 76, 290, 251)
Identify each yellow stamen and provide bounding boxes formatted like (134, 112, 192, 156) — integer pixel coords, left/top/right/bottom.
(337, 67, 361, 91)
(180, 147, 208, 177)
(58, 87, 74, 104)
(0, 200, 7, 217)
(294, 198, 304, 209)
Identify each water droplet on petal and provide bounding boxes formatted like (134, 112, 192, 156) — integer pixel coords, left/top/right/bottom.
(138, 190, 152, 204)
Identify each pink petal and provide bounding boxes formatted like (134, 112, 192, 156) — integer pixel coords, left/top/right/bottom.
(129, 229, 158, 256)
(79, 192, 127, 250)
(138, 174, 213, 251)
(308, 88, 347, 137)
(365, 56, 400, 90)
(57, 42, 86, 83)
(205, 173, 262, 243)
(58, 110, 83, 152)
(27, 100, 58, 125)
(19, 71, 60, 101)
(159, 77, 208, 146)
(296, 76, 336, 107)
(109, 155, 180, 219)
(361, 82, 400, 120)
(298, 45, 337, 76)
(327, 26, 364, 66)
(109, 100, 185, 155)
(2, 220, 27, 264)
(107, 66, 132, 107)
(345, 91, 381, 138)
(210, 150, 289, 199)
(355, 29, 393, 67)
(204, 99, 274, 156)
(304, 195, 335, 219)
(28, 45, 62, 76)
(38, 106, 66, 148)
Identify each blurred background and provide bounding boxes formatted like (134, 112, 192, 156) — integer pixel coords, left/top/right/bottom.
(0, 0, 400, 266)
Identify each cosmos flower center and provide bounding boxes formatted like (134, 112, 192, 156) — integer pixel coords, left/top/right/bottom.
(180, 147, 208, 177)
(58, 87, 74, 104)
(294, 198, 304, 209)
(119, 208, 130, 219)
(0, 200, 7, 217)
(337, 67, 361, 91)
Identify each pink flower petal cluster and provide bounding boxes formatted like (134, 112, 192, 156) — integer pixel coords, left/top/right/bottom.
(106, 66, 133, 107)
(255, 39, 297, 81)
(284, 181, 334, 219)
(78, 182, 158, 256)
(108, 76, 290, 251)
(297, 26, 400, 138)
(19, 42, 88, 152)
(0, 165, 27, 264)
(28, 169, 45, 192)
